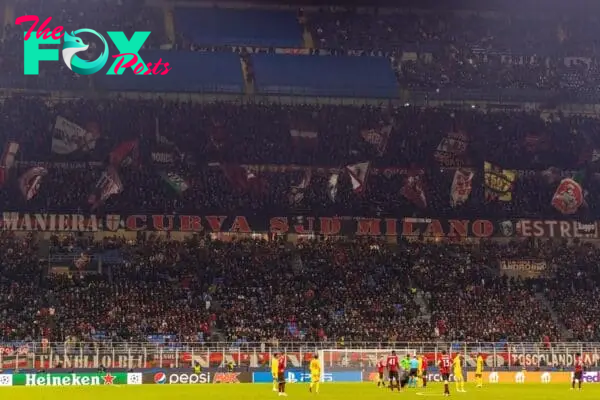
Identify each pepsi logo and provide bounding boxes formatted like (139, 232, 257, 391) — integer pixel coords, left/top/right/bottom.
(154, 372, 167, 384)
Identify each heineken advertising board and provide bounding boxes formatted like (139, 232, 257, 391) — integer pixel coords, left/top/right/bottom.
(0, 372, 142, 386)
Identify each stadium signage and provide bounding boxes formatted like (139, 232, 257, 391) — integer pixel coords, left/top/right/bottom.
(146, 371, 250, 384)
(1, 212, 598, 239)
(15, 15, 171, 76)
(153, 372, 211, 384)
(498, 259, 547, 278)
(14, 372, 132, 386)
(466, 371, 570, 384)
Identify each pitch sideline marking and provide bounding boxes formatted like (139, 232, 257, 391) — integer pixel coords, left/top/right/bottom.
(416, 393, 445, 396)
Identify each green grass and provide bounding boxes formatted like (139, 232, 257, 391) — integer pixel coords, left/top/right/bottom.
(1, 382, 598, 400)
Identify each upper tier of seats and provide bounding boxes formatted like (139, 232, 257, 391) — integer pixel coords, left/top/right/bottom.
(252, 54, 399, 97)
(94, 51, 244, 93)
(174, 7, 303, 48)
(7, 2, 600, 101)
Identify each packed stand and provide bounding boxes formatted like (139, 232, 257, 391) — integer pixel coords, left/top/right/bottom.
(0, 235, 582, 343)
(540, 240, 600, 341)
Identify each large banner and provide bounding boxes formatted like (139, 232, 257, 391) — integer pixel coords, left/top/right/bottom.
(484, 162, 516, 201)
(499, 259, 547, 278)
(1, 346, 599, 370)
(52, 117, 98, 155)
(1, 212, 600, 239)
(435, 132, 468, 167)
(0, 372, 141, 386)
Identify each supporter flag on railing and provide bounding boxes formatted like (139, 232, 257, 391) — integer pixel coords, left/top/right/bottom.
(159, 171, 189, 194)
(290, 129, 318, 147)
(400, 171, 427, 208)
(18, 167, 48, 200)
(328, 173, 339, 202)
(434, 132, 468, 167)
(484, 161, 516, 202)
(51, 116, 99, 155)
(361, 125, 392, 156)
(110, 139, 139, 168)
(450, 169, 474, 207)
(0, 141, 19, 186)
(346, 162, 370, 192)
(552, 178, 584, 215)
(88, 167, 123, 210)
(289, 170, 311, 206)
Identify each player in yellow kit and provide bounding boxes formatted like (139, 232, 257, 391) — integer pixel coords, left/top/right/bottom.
(272, 353, 279, 392)
(453, 355, 465, 392)
(309, 354, 321, 394)
(417, 355, 423, 388)
(475, 353, 484, 388)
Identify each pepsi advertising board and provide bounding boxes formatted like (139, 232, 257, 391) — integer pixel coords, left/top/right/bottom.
(253, 370, 362, 383)
(144, 371, 251, 384)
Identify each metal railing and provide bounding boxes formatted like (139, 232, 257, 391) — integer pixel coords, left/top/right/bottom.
(0, 341, 597, 370)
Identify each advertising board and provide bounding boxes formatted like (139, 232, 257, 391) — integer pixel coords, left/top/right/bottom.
(144, 371, 251, 384)
(0, 372, 142, 386)
(466, 371, 571, 384)
(252, 370, 362, 383)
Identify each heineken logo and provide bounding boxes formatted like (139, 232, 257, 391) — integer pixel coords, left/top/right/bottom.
(20, 373, 119, 386)
(0, 372, 142, 386)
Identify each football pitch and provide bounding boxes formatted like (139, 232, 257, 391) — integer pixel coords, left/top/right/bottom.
(1, 383, 598, 400)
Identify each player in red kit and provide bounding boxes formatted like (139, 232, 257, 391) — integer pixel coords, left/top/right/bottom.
(387, 350, 400, 391)
(438, 350, 451, 396)
(421, 355, 429, 388)
(572, 352, 584, 390)
(278, 353, 287, 397)
(376, 356, 386, 388)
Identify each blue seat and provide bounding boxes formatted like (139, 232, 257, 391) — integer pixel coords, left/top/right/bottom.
(175, 8, 303, 47)
(94, 51, 243, 93)
(252, 54, 399, 98)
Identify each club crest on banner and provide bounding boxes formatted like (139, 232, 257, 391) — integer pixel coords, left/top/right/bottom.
(551, 178, 583, 215)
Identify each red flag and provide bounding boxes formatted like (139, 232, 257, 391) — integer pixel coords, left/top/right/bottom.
(221, 164, 267, 195)
(109, 139, 139, 167)
(551, 178, 583, 214)
(450, 169, 474, 207)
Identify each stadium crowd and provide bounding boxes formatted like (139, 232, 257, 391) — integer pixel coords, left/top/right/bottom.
(1, 234, 600, 344)
(2, 97, 600, 219)
(1, 0, 600, 349)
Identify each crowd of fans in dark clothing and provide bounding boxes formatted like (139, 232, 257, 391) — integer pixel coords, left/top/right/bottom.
(2, 0, 600, 349)
(2, 97, 600, 220)
(2, 232, 600, 345)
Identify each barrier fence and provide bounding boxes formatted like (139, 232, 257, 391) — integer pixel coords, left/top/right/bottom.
(0, 342, 598, 370)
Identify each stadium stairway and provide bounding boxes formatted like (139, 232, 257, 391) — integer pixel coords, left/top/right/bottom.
(2, 1, 12, 38)
(298, 15, 314, 49)
(534, 292, 573, 340)
(162, 3, 176, 45)
(240, 57, 256, 95)
(414, 289, 431, 321)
